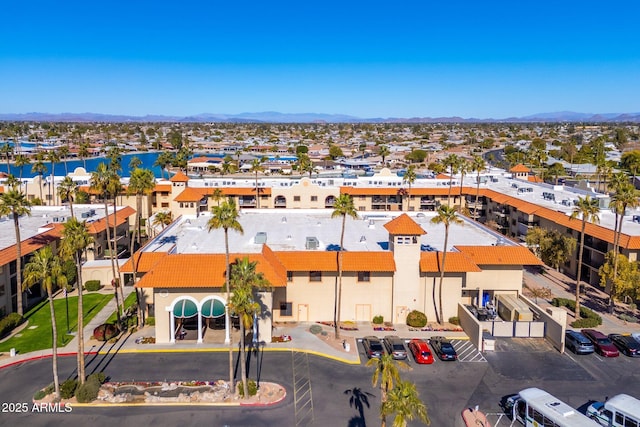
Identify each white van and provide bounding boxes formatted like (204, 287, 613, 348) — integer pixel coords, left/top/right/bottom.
(587, 394, 640, 427)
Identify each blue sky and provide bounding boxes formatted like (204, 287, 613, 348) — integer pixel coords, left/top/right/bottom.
(1, 1, 639, 118)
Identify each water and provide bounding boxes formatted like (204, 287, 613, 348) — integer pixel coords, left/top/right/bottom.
(0, 151, 165, 178)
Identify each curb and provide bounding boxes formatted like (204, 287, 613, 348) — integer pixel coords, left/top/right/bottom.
(0, 351, 98, 370)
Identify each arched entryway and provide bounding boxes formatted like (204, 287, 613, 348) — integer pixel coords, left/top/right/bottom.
(169, 297, 199, 343)
(274, 195, 287, 208)
(200, 296, 229, 344)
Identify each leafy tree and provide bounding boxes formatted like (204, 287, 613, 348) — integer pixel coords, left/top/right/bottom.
(0, 188, 31, 315)
(367, 354, 408, 427)
(620, 150, 640, 180)
(404, 149, 427, 164)
(295, 145, 308, 155)
(431, 205, 463, 324)
(570, 196, 600, 318)
(329, 144, 343, 160)
(331, 194, 358, 339)
(525, 227, 576, 271)
(208, 199, 244, 387)
(381, 380, 430, 427)
(545, 162, 566, 185)
(599, 252, 640, 307)
(23, 246, 66, 401)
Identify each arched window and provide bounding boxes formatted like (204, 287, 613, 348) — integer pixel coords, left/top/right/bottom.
(274, 195, 287, 208)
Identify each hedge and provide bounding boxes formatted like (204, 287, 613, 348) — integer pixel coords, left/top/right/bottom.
(0, 313, 24, 338)
(551, 297, 602, 328)
(372, 315, 384, 325)
(406, 310, 428, 328)
(85, 280, 101, 292)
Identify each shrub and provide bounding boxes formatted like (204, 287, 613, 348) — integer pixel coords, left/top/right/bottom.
(448, 316, 460, 326)
(619, 313, 638, 323)
(372, 315, 384, 325)
(93, 323, 120, 341)
(76, 373, 106, 403)
(552, 298, 602, 326)
(84, 280, 101, 292)
(0, 312, 24, 338)
(406, 310, 428, 328)
(60, 379, 78, 399)
(237, 379, 258, 397)
(34, 383, 54, 400)
(570, 317, 601, 328)
(88, 372, 106, 384)
(145, 316, 155, 326)
(309, 324, 323, 335)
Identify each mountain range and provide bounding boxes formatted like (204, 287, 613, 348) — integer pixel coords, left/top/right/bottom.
(1, 111, 640, 123)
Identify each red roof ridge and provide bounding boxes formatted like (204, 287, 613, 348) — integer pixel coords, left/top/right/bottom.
(384, 213, 426, 235)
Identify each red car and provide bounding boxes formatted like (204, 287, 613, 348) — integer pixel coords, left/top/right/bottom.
(408, 339, 434, 364)
(581, 329, 620, 357)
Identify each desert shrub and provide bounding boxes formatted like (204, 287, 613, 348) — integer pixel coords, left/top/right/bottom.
(552, 298, 602, 326)
(619, 313, 639, 323)
(0, 312, 24, 338)
(448, 316, 460, 326)
(88, 372, 106, 384)
(320, 330, 328, 336)
(126, 315, 138, 329)
(145, 316, 155, 326)
(60, 379, 78, 399)
(406, 310, 427, 328)
(93, 323, 120, 341)
(237, 379, 258, 397)
(34, 383, 54, 400)
(76, 373, 106, 403)
(309, 324, 322, 335)
(570, 317, 601, 328)
(372, 315, 384, 325)
(84, 280, 101, 292)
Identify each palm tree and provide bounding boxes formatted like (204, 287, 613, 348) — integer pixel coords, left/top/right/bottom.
(471, 155, 486, 220)
(22, 246, 66, 401)
(608, 180, 640, 312)
(366, 354, 408, 427)
(57, 176, 78, 218)
(31, 153, 47, 203)
(154, 151, 173, 180)
(0, 189, 31, 315)
(127, 168, 155, 250)
(0, 142, 13, 172)
(229, 257, 269, 398)
(90, 163, 121, 318)
(128, 156, 142, 171)
(208, 199, 244, 387)
(46, 150, 60, 205)
(442, 154, 459, 207)
(402, 165, 417, 212)
(570, 196, 600, 318)
(60, 218, 93, 385)
(14, 154, 30, 181)
(250, 158, 265, 208)
(58, 143, 70, 175)
(457, 157, 470, 202)
(381, 380, 430, 427)
(431, 205, 463, 324)
(378, 145, 391, 165)
(211, 188, 225, 207)
(78, 141, 90, 170)
(152, 211, 172, 235)
(331, 194, 358, 339)
(107, 166, 125, 309)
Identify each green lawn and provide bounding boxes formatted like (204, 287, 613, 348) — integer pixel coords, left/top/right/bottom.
(104, 292, 137, 324)
(0, 293, 113, 354)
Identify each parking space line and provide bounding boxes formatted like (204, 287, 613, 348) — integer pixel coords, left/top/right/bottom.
(452, 340, 487, 362)
(486, 413, 516, 426)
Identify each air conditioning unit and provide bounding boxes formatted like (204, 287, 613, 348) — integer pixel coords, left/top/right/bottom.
(305, 237, 319, 250)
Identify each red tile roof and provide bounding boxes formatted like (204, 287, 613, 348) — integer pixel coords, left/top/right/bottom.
(455, 245, 543, 265)
(383, 214, 426, 235)
(174, 187, 271, 202)
(419, 252, 482, 273)
(86, 206, 136, 234)
(510, 164, 531, 173)
(273, 251, 396, 272)
(169, 171, 190, 182)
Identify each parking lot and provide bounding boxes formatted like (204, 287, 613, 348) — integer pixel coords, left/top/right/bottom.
(356, 336, 487, 364)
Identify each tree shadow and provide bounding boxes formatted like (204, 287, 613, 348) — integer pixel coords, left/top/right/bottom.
(345, 387, 374, 427)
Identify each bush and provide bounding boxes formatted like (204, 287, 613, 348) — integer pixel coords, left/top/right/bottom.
(619, 313, 639, 323)
(552, 297, 602, 325)
(406, 310, 428, 328)
(34, 383, 54, 400)
(76, 373, 106, 403)
(237, 379, 258, 397)
(88, 372, 106, 384)
(372, 315, 384, 325)
(309, 324, 322, 335)
(84, 280, 101, 292)
(145, 316, 155, 326)
(93, 323, 120, 341)
(60, 379, 78, 399)
(0, 312, 24, 338)
(570, 317, 601, 328)
(448, 316, 460, 326)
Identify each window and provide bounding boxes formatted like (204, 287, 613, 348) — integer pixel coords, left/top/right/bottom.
(161, 202, 169, 208)
(287, 271, 293, 282)
(359, 196, 366, 200)
(309, 271, 322, 282)
(0, 284, 4, 296)
(294, 196, 301, 202)
(357, 271, 370, 282)
(179, 202, 184, 208)
(310, 196, 318, 202)
(280, 302, 293, 316)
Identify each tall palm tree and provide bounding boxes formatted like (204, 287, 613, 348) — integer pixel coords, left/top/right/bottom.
(22, 246, 66, 401)
(378, 145, 391, 165)
(154, 151, 173, 180)
(15, 154, 30, 182)
(431, 205, 463, 324)
(0, 142, 13, 172)
(60, 218, 93, 385)
(127, 168, 155, 250)
(0, 188, 31, 315)
(442, 154, 459, 207)
(58, 143, 70, 175)
(208, 199, 244, 387)
(331, 194, 358, 339)
(31, 153, 47, 203)
(90, 163, 121, 317)
(471, 155, 486, 220)
(570, 196, 600, 319)
(402, 165, 417, 212)
(152, 211, 172, 235)
(382, 380, 430, 427)
(107, 166, 125, 309)
(457, 157, 470, 203)
(46, 150, 60, 205)
(229, 257, 269, 398)
(366, 354, 408, 427)
(608, 180, 640, 312)
(78, 141, 90, 170)
(250, 158, 265, 208)
(57, 176, 78, 218)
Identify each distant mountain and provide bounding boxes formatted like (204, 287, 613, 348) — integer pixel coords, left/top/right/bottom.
(1, 111, 640, 123)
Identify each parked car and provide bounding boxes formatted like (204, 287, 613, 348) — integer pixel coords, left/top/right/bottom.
(408, 339, 434, 364)
(564, 330, 594, 355)
(430, 336, 457, 361)
(581, 329, 619, 357)
(632, 332, 640, 345)
(383, 336, 408, 360)
(362, 336, 384, 359)
(608, 333, 640, 357)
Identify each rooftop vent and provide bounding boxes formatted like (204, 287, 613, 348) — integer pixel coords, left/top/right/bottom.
(305, 236, 319, 250)
(254, 232, 267, 244)
(281, 217, 287, 223)
(359, 235, 366, 242)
